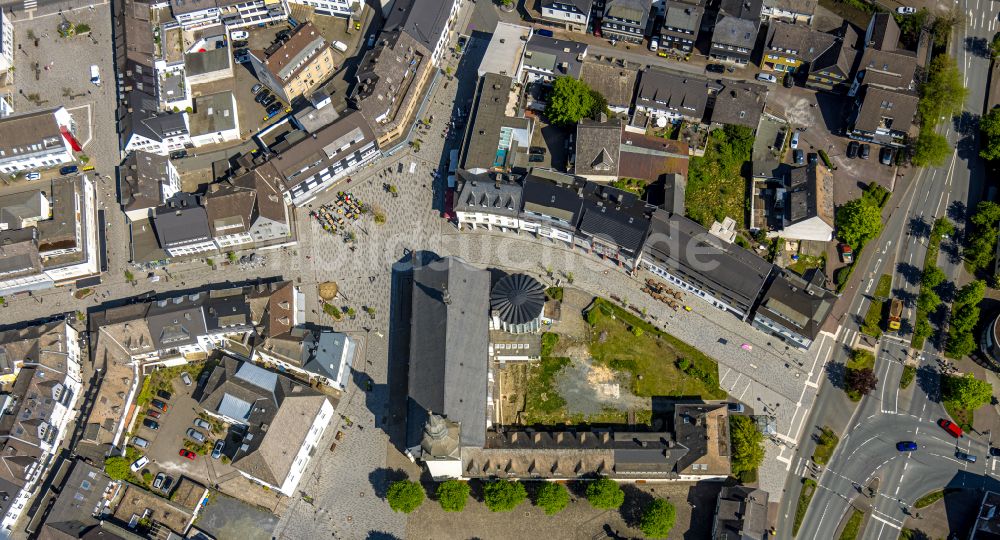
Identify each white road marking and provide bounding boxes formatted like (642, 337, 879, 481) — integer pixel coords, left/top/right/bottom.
(870, 512, 902, 530)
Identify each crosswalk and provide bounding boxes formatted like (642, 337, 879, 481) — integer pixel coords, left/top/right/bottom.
(23, 0, 37, 10)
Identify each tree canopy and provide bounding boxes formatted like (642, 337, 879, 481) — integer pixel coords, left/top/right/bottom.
(918, 56, 968, 127)
(585, 478, 625, 510)
(435, 480, 470, 512)
(946, 280, 986, 358)
(640, 499, 677, 539)
(545, 77, 608, 126)
(103, 456, 133, 481)
(912, 129, 951, 167)
(921, 266, 946, 289)
(730, 415, 765, 477)
(534, 482, 570, 515)
(846, 367, 878, 399)
(386, 480, 425, 514)
(836, 198, 883, 248)
(483, 480, 527, 512)
(966, 202, 1000, 271)
(981, 107, 1000, 161)
(943, 373, 994, 411)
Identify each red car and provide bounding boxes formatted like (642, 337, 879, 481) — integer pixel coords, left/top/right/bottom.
(179, 449, 196, 460)
(938, 419, 963, 438)
(146, 410, 161, 419)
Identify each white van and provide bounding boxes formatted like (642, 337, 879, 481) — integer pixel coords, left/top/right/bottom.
(90, 65, 100, 86)
(230, 30, 249, 40)
(333, 40, 348, 53)
(649, 38, 658, 52)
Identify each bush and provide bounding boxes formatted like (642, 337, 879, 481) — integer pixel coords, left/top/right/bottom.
(534, 482, 570, 515)
(483, 479, 527, 512)
(640, 499, 677, 539)
(586, 478, 625, 510)
(545, 287, 564, 301)
(586, 308, 600, 326)
(435, 480, 469, 512)
(676, 358, 691, 371)
(835, 264, 855, 292)
(818, 149, 834, 169)
(630, 326, 644, 337)
(730, 415, 764, 478)
(386, 480, 424, 513)
(900, 365, 916, 389)
(104, 456, 132, 481)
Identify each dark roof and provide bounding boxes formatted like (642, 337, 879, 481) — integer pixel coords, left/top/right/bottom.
(254, 22, 328, 82)
(755, 270, 835, 341)
(636, 68, 712, 120)
(857, 47, 917, 91)
(459, 73, 531, 172)
(204, 182, 256, 237)
(575, 119, 622, 178)
(520, 169, 585, 224)
(385, 0, 455, 55)
(577, 183, 653, 256)
(643, 210, 774, 314)
(710, 81, 767, 128)
(454, 171, 524, 218)
(42, 460, 113, 531)
(673, 403, 730, 475)
(153, 192, 212, 248)
(663, 173, 686, 214)
(542, 0, 592, 12)
(523, 35, 588, 79)
(663, 0, 705, 33)
(764, 21, 838, 62)
(408, 256, 490, 449)
(713, 0, 763, 48)
(868, 12, 900, 51)
(267, 109, 375, 191)
(350, 30, 429, 142)
(604, 0, 650, 25)
(0, 108, 67, 158)
(579, 61, 639, 109)
(119, 151, 172, 212)
(762, 0, 817, 16)
(490, 273, 546, 325)
(785, 163, 833, 228)
(810, 22, 861, 75)
(853, 85, 918, 134)
(715, 486, 770, 540)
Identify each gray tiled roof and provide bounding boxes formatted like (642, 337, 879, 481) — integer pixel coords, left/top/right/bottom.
(520, 169, 585, 225)
(756, 269, 835, 341)
(765, 21, 838, 62)
(663, 0, 705, 33)
(385, 0, 455, 55)
(853, 85, 918, 134)
(710, 81, 767, 129)
(154, 192, 212, 249)
(715, 486, 770, 539)
(577, 182, 653, 256)
(575, 119, 622, 178)
(636, 68, 712, 120)
(523, 35, 588, 79)
(119, 151, 172, 212)
(454, 171, 524, 218)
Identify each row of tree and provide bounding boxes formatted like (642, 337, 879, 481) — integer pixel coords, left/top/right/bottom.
(913, 56, 967, 167)
(945, 280, 987, 358)
(386, 477, 676, 538)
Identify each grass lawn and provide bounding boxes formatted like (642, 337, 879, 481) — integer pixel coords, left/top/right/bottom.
(873, 274, 892, 298)
(524, 357, 570, 419)
(793, 478, 818, 536)
(900, 365, 916, 389)
(685, 125, 753, 229)
(812, 426, 839, 466)
(788, 253, 826, 276)
(588, 299, 726, 399)
(914, 488, 960, 509)
(943, 400, 974, 432)
(860, 301, 884, 338)
(839, 509, 864, 540)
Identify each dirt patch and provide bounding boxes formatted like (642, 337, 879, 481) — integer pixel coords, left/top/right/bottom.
(554, 356, 649, 418)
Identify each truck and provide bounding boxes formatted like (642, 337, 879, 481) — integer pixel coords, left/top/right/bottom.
(888, 298, 903, 331)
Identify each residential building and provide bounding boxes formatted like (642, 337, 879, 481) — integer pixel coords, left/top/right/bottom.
(709, 81, 767, 129)
(849, 84, 918, 147)
(618, 131, 690, 182)
(30, 459, 120, 539)
(153, 192, 215, 257)
(0, 9, 12, 73)
(579, 59, 639, 114)
(458, 74, 533, 173)
(753, 268, 835, 349)
(710, 0, 763, 65)
(204, 181, 257, 249)
(601, 0, 650, 44)
(350, 30, 431, 146)
(574, 119, 622, 182)
(659, 0, 705, 53)
(0, 321, 83, 534)
(189, 91, 241, 147)
(118, 151, 181, 222)
(263, 109, 380, 206)
(170, 0, 288, 30)
(519, 34, 588, 84)
(761, 21, 838, 74)
(518, 168, 585, 244)
(674, 404, 731, 478)
(199, 357, 334, 495)
(226, 166, 293, 245)
(478, 23, 531, 78)
(454, 171, 523, 232)
(634, 68, 712, 124)
(120, 101, 191, 156)
(761, 0, 817, 24)
(766, 163, 834, 241)
(248, 22, 336, 103)
(713, 486, 770, 539)
(640, 210, 774, 320)
(184, 35, 233, 85)
(805, 23, 860, 93)
(384, 0, 462, 67)
(286, 0, 358, 18)
(539, 0, 593, 33)
(0, 176, 100, 296)
(574, 182, 654, 271)
(111, 484, 194, 537)
(0, 107, 77, 174)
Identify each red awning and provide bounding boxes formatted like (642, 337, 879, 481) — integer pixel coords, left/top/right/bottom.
(60, 127, 82, 152)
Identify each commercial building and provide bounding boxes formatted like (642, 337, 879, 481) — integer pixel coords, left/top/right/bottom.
(384, 0, 462, 67)
(539, 0, 593, 33)
(753, 268, 835, 349)
(454, 171, 523, 232)
(189, 91, 241, 147)
(458, 74, 533, 174)
(211, 166, 293, 246)
(248, 22, 336, 103)
(601, 0, 650, 44)
(0, 107, 77, 175)
(478, 23, 532, 78)
(183, 35, 233, 85)
(849, 85, 919, 147)
(710, 0, 763, 65)
(518, 168, 585, 244)
(0, 8, 12, 73)
(120, 103, 191, 156)
(118, 151, 181, 222)
(199, 357, 334, 495)
(519, 34, 588, 84)
(170, 0, 288, 30)
(153, 192, 215, 257)
(574, 181, 654, 271)
(29, 459, 121, 540)
(286, 0, 357, 18)
(659, 0, 705, 53)
(0, 321, 83, 534)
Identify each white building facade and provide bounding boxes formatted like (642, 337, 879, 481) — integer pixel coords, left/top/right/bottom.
(0, 107, 76, 174)
(287, 0, 356, 17)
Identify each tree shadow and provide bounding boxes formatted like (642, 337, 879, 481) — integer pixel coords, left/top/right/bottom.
(825, 359, 847, 391)
(948, 200, 967, 223)
(366, 533, 403, 540)
(897, 318, 914, 337)
(908, 216, 931, 238)
(915, 364, 942, 403)
(934, 280, 957, 303)
(896, 262, 922, 285)
(892, 287, 916, 307)
(619, 484, 655, 528)
(368, 467, 409, 499)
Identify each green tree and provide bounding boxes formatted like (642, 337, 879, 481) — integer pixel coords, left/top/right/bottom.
(992, 32, 1000, 58)
(730, 415, 765, 477)
(981, 107, 1000, 160)
(897, 8, 930, 43)
(918, 55, 968, 127)
(846, 367, 879, 399)
(435, 480, 469, 512)
(545, 77, 608, 126)
(943, 373, 994, 410)
(956, 279, 987, 308)
(967, 202, 1000, 271)
(386, 480, 424, 513)
(945, 331, 977, 358)
(585, 478, 625, 510)
(103, 456, 133, 481)
(836, 198, 883, 248)
(640, 499, 677, 539)
(483, 480, 527, 512)
(534, 482, 570, 515)
(912, 129, 951, 167)
(914, 316, 933, 339)
(916, 288, 941, 314)
(921, 266, 946, 288)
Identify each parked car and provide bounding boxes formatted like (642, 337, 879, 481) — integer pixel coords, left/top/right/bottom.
(142, 418, 159, 430)
(706, 64, 725, 74)
(276, 29, 292, 41)
(783, 73, 793, 88)
(146, 409, 161, 419)
(59, 165, 78, 176)
(537, 29, 554, 38)
(896, 441, 918, 452)
(896, 6, 916, 14)
(649, 38, 658, 52)
(234, 49, 250, 63)
(807, 152, 818, 164)
(153, 472, 165, 489)
(956, 451, 977, 463)
(727, 402, 745, 413)
(130, 456, 149, 472)
(266, 102, 283, 115)
(193, 418, 211, 430)
(756, 73, 778, 84)
(880, 147, 894, 165)
(186, 428, 206, 443)
(529, 146, 546, 155)
(161, 476, 173, 493)
(838, 243, 853, 263)
(151, 399, 168, 412)
(181, 372, 192, 386)
(790, 131, 799, 149)
(990, 447, 1000, 457)
(262, 95, 277, 107)
(212, 440, 225, 459)
(179, 449, 197, 460)
(255, 91, 270, 104)
(793, 149, 804, 164)
(25, 172, 41, 180)
(169, 150, 187, 159)
(157, 390, 172, 401)
(938, 418, 963, 437)
(859, 143, 871, 159)
(251, 83, 263, 95)
(230, 30, 249, 40)
(847, 141, 860, 158)
(232, 39, 248, 49)
(132, 437, 150, 449)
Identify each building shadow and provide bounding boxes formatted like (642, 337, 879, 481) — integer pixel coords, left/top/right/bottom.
(368, 467, 409, 499)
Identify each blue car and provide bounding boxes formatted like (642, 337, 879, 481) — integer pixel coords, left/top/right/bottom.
(896, 441, 918, 452)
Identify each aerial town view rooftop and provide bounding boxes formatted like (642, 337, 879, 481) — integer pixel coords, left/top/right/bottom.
(0, 0, 997, 538)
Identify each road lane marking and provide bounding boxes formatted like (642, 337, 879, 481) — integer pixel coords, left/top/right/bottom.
(870, 512, 902, 530)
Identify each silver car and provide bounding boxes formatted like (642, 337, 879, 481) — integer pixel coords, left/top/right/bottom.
(132, 437, 150, 449)
(193, 418, 211, 430)
(212, 440, 225, 459)
(186, 428, 206, 443)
